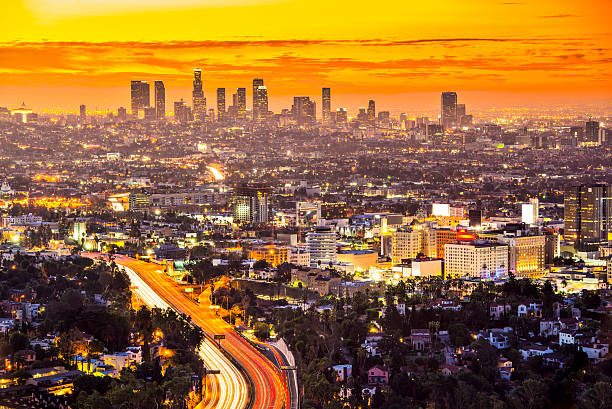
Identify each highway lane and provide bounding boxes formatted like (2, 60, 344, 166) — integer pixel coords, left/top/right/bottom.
(95, 254, 287, 409)
(93, 255, 248, 409)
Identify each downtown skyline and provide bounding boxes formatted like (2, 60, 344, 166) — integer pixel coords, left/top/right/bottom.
(1, 0, 612, 111)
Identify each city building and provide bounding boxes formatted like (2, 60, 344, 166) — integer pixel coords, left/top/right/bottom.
(441, 91, 458, 128)
(249, 245, 290, 267)
(498, 234, 546, 278)
(522, 198, 539, 225)
(391, 228, 422, 265)
(306, 226, 337, 268)
(252, 79, 268, 120)
(564, 184, 611, 247)
(367, 100, 376, 124)
(216, 88, 225, 121)
(130, 81, 150, 116)
(236, 88, 247, 119)
(292, 97, 316, 126)
(322, 88, 331, 124)
(444, 240, 509, 279)
(154, 80, 165, 119)
(79, 104, 86, 124)
(232, 184, 272, 224)
(192, 68, 206, 121)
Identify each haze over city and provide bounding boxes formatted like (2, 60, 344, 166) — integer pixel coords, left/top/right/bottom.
(0, 2, 611, 409)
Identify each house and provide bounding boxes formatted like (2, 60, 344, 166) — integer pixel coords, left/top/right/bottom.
(367, 365, 389, 385)
(517, 302, 542, 318)
(490, 304, 511, 320)
(361, 334, 383, 357)
(440, 364, 463, 376)
(539, 320, 562, 338)
(332, 364, 352, 382)
(498, 358, 513, 380)
(478, 328, 512, 349)
(410, 329, 431, 351)
(581, 342, 609, 362)
(520, 344, 553, 360)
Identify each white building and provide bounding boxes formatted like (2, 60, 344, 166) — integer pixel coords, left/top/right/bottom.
(444, 240, 508, 279)
(521, 198, 539, 225)
(391, 228, 421, 265)
(306, 226, 337, 268)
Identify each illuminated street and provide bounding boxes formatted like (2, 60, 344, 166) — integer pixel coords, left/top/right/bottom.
(90, 253, 288, 409)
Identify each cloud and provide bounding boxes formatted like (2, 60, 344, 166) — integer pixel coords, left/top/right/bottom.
(538, 14, 580, 19)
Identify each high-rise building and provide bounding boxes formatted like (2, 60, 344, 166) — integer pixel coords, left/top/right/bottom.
(585, 120, 600, 143)
(306, 226, 337, 268)
(441, 91, 458, 128)
(192, 68, 206, 122)
(564, 184, 611, 247)
(117, 107, 127, 121)
(252, 79, 265, 119)
(391, 228, 422, 265)
(367, 100, 376, 123)
(322, 88, 331, 123)
(498, 234, 545, 278)
(174, 100, 191, 123)
(216, 88, 225, 121)
(130, 81, 150, 116)
(521, 198, 539, 225)
(154, 80, 165, 119)
(79, 104, 86, 123)
(444, 240, 509, 279)
(292, 97, 316, 126)
(236, 88, 247, 119)
(233, 184, 272, 224)
(335, 108, 347, 124)
(255, 86, 268, 120)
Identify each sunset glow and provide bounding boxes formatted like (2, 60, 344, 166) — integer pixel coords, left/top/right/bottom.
(1, 0, 611, 111)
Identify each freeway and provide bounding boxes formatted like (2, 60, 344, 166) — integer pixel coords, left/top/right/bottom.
(89, 254, 288, 409)
(116, 258, 247, 409)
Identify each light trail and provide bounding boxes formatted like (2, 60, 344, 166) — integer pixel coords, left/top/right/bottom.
(118, 262, 248, 409)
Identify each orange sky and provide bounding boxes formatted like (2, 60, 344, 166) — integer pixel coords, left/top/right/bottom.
(1, 0, 611, 112)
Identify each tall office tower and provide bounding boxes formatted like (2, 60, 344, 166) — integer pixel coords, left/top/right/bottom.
(192, 68, 206, 122)
(256, 86, 268, 119)
(306, 226, 337, 268)
(117, 107, 127, 121)
(585, 120, 600, 143)
(130, 81, 150, 116)
(154, 81, 165, 120)
(441, 91, 458, 128)
(252, 78, 264, 119)
(236, 88, 247, 118)
(456, 103, 466, 125)
(216, 88, 226, 121)
(79, 104, 86, 123)
(367, 99, 376, 123)
(292, 97, 316, 126)
(322, 87, 331, 123)
(174, 100, 191, 123)
(391, 227, 422, 265)
(233, 184, 272, 224)
(335, 108, 347, 124)
(564, 183, 611, 247)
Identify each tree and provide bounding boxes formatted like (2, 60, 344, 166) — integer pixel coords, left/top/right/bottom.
(448, 323, 471, 347)
(135, 307, 153, 362)
(509, 378, 550, 409)
(579, 382, 612, 409)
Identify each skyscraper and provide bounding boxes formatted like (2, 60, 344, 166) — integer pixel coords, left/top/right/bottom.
(256, 86, 268, 119)
(154, 80, 165, 120)
(130, 81, 150, 116)
(117, 107, 127, 121)
(192, 68, 206, 122)
(585, 120, 600, 143)
(79, 104, 86, 123)
(233, 184, 272, 224)
(252, 78, 264, 119)
(236, 88, 246, 118)
(292, 97, 316, 126)
(564, 183, 611, 247)
(367, 99, 376, 123)
(322, 88, 331, 123)
(306, 226, 337, 268)
(217, 88, 226, 121)
(441, 91, 458, 128)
